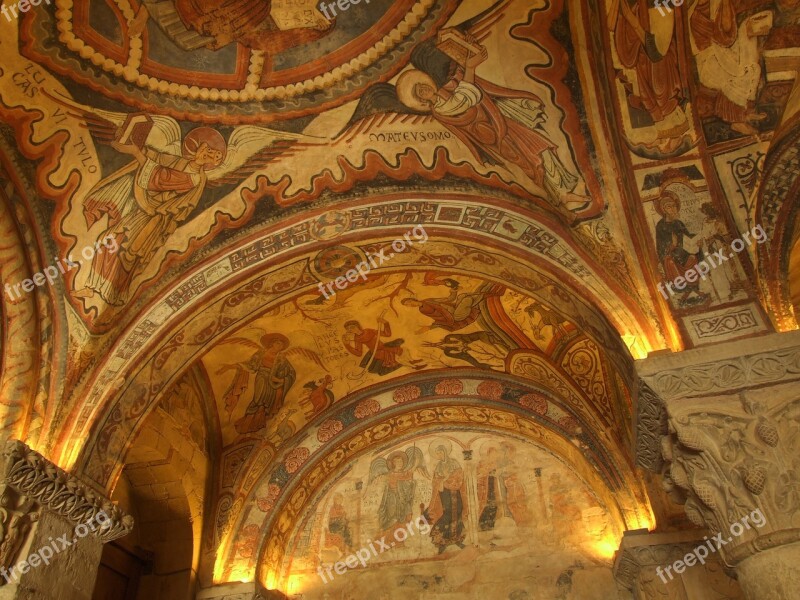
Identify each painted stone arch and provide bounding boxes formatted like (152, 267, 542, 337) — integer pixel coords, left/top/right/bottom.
(0, 155, 56, 448)
(275, 430, 628, 598)
(755, 114, 800, 330)
(72, 225, 648, 492)
(212, 371, 652, 585)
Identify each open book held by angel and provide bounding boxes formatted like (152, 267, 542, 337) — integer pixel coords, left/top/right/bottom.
(50, 93, 320, 307)
(336, 0, 592, 214)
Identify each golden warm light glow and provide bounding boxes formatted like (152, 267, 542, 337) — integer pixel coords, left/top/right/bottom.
(287, 575, 304, 594)
(591, 535, 621, 561)
(622, 334, 650, 360)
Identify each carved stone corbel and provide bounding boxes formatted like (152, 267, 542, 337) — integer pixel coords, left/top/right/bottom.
(0, 439, 133, 577)
(613, 529, 744, 600)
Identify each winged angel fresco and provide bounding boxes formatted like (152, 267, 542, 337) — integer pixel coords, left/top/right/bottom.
(336, 1, 591, 214)
(53, 95, 318, 306)
(369, 446, 430, 538)
(215, 332, 328, 435)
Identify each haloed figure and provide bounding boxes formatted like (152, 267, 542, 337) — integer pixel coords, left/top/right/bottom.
(395, 34, 590, 213)
(324, 493, 353, 554)
(655, 192, 710, 308)
(424, 444, 467, 554)
(76, 127, 227, 305)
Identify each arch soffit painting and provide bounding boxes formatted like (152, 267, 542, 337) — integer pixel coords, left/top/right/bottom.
(0, 150, 60, 450)
(756, 112, 800, 331)
(65, 204, 657, 488)
(204, 371, 654, 584)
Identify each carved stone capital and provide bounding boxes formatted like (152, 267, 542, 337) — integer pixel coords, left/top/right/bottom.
(0, 439, 133, 572)
(661, 399, 800, 565)
(635, 380, 668, 473)
(613, 530, 701, 590)
(638, 331, 800, 402)
(614, 529, 745, 599)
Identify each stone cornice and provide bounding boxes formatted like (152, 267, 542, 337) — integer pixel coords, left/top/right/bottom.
(637, 331, 800, 401)
(613, 529, 710, 590)
(2, 440, 132, 543)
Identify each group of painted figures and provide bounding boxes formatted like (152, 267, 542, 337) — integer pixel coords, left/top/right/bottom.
(323, 442, 531, 557)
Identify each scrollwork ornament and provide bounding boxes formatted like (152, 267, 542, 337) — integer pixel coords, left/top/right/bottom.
(0, 441, 132, 546)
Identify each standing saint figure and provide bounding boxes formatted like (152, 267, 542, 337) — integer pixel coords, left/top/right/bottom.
(423, 443, 468, 554)
(477, 443, 529, 531)
(324, 493, 354, 554)
(655, 192, 710, 308)
(609, 0, 689, 152)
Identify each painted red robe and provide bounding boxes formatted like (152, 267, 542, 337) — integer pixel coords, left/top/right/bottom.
(433, 76, 556, 187)
(614, 0, 683, 123)
(84, 149, 206, 305)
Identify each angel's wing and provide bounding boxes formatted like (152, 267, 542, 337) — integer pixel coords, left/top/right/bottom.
(283, 347, 328, 371)
(405, 446, 430, 477)
(207, 125, 324, 188)
(215, 337, 264, 352)
(44, 90, 183, 155)
(334, 83, 430, 142)
(368, 457, 390, 485)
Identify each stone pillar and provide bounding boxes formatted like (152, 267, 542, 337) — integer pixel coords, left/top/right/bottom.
(636, 330, 800, 600)
(613, 529, 744, 599)
(196, 582, 288, 599)
(0, 440, 132, 600)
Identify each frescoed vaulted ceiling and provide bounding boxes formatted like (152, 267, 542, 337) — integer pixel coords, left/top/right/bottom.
(1, 0, 799, 597)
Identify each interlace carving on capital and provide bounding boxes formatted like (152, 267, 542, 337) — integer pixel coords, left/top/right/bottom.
(661, 401, 800, 560)
(2, 440, 133, 543)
